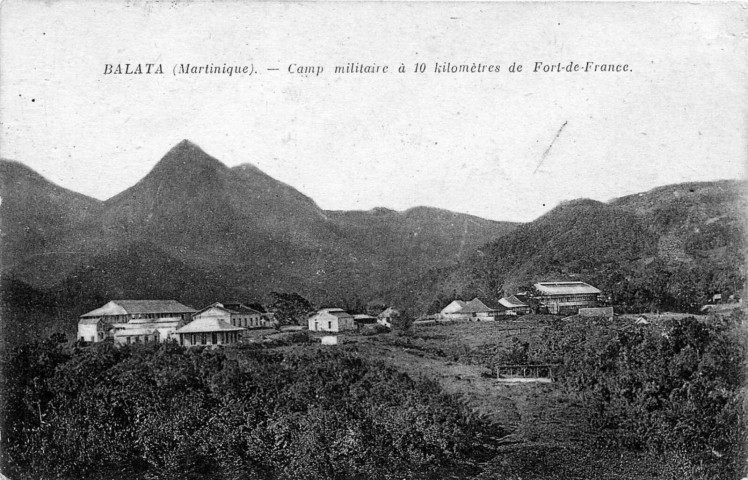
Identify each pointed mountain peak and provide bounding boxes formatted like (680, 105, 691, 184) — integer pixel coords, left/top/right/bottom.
(151, 140, 227, 176)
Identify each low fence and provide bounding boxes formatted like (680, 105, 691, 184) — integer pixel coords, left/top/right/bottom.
(495, 364, 556, 379)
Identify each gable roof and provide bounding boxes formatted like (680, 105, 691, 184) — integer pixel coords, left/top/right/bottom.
(79, 317, 103, 325)
(461, 298, 503, 313)
(378, 307, 400, 318)
(312, 309, 354, 320)
(441, 300, 467, 314)
(221, 303, 262, 315)
(113, 328, 156, 337)
(175, 317, 245, 334)
(534, 282, 601, 296)
(81, 300, 196, 318)
(499, 295, 528, 308)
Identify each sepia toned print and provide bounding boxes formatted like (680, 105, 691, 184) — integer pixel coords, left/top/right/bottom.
(0, 2, 746, 479)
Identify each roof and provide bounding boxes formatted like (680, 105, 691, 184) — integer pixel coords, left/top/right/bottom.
(312, 309, 354, 320)
(352, 314, 377, 323)
(533, 282, 601, 296)
(378, 307, 400, 318)
(126, 319, 182, 328)
(113, 328, 156, 337)
(441, 300, 468, 314)
(499, 295, 528, 308)
(195, 302, 263, 316)
(129, 317, 182, 325)
(461, 298, 504, 313)
(222, 303, 262, 315)
(175, 317, 245, 334)
(78, 317, 103, 325)
(81, 300, 196, 318)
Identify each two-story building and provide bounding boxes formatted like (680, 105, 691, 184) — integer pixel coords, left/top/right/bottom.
(77, 300, 196, 343)
(533, 281, 601, 315)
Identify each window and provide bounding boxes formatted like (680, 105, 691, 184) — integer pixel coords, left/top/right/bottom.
(212, 332, 218, 344)
(201, 334, 206, 345)
(328, 321, 332, 330)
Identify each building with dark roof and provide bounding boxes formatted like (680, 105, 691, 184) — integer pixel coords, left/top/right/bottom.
(460, 298, 506, 321)
(77, 300, 196, 343)
(498, 295, 530, 315)
(193, 302, 265, 329)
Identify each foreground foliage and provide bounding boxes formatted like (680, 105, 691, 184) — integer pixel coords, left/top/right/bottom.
(1, 341, 488, 480)
(532, 312, 748, 479)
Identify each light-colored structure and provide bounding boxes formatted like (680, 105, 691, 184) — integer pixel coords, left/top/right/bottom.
(175, 317, 245, 347)
(498, 295, 530, 315)
(193, 302, 265, 330)
(321, 336, 339, 345)
(113, 327, 160, 345)
(377, 307, 400, 328)
(578, 306, 614, 319)
(111, 317, 185, 345)
(77, 300, 196, 342)
(461, 298, 505, 321)
(308, 308, 356, 332)
(440, 300, 468, 320)
(533, 282, 601, 315)
(78, 317, 108, 343)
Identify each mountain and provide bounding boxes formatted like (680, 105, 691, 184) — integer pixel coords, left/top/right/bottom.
(0, 161, 104, 278)
(1, 141, 517, 340)
(416, 180, 746, 314)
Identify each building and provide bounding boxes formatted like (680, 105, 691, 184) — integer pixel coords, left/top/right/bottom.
(111, 317, 185, 345)
(352, 314, 378, 326)
(460, 298, 506, 321)
(440, 300, 468, 320)
(78, 317, 108, 343)
(578, 306, 614, 319)
(377, 307, 400, 328)
(175, 317, 245, 347)
(533, 282, 601, 315)
(113, 327, 161, 345)
(308, 308, 356, 332)
(498, 295, 530, 315)
(77, 300, 196, 343)
(193, 302, 265, 330)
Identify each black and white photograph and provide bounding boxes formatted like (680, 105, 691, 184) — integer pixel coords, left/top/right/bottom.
(0, 1, 746, 479)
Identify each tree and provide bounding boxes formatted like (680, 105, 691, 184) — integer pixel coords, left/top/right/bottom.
(267, 292, 315, 326)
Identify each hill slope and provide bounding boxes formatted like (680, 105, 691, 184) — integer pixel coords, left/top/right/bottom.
(415, 180, 746, 313)
(2, 141, 517, 337)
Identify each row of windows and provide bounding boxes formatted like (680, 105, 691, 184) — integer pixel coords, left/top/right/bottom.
(231, 316, 264, 328)
(125, 335, 156, 344)
(541, 294, 597, 303)
(180, 332, 240, 346)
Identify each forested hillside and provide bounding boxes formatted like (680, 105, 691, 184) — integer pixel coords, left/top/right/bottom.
(404, 180, 746, 314)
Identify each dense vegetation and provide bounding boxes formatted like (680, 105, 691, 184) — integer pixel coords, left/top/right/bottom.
(530, 312, 747, 479)
(397, 181, 746, 315)
(1, 339, 493, 480)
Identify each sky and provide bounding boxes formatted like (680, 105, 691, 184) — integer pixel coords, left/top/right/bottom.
(1, 1, 746, 222)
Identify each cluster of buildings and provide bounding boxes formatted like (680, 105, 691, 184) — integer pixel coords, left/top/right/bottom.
(77, 300, 274, 347)
(440, 281, 603, 319)
(77, 281, 604, 346)
(307, 306, 400, 332)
